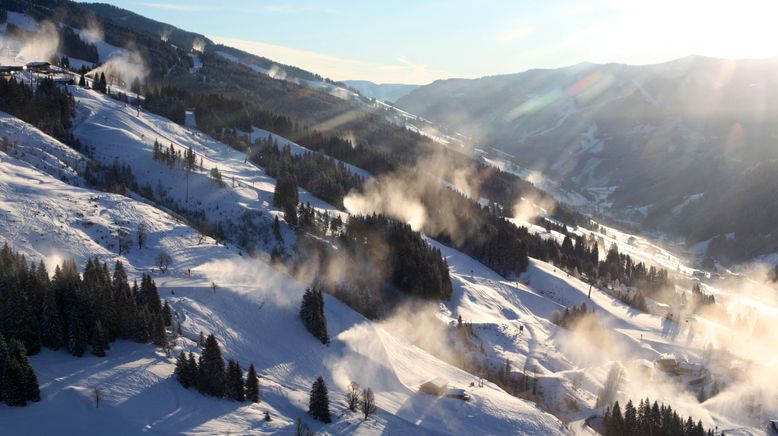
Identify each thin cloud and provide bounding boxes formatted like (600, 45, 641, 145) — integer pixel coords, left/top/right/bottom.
(495, 25, 536, 43)
(210, 35, 447, 84)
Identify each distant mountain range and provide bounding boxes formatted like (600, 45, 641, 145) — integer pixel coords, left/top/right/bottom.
(396, 55, 778, 262)
(343, 80, 420, 103)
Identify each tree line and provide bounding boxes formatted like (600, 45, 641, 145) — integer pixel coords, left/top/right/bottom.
(601, 398, 721, 436)
(174, 333, 260, 403)
(137, 76, 680, 315)
(252, 136, 364, 209)
(0, 77, 78, 145)
(0, 244, 168, 406)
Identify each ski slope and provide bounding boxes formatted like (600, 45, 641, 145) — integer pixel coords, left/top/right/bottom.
(0, 98, 567, 435)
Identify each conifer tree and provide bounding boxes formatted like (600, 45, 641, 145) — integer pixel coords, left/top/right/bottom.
(175, 351, 193, 388)
(162, 301, 173, 326)
(197, 334, 225, 397)
(10, 340, 39, 404)
(308, 376, 332, 423)
(39, 290, 64, 350)
(67, 310, 87, 357)
(150, 312, 167, 347)
(225, 360, 245, 401)
(91, 320, 107, 357)
(245, 364, 260, 403)
(187, 352, 198, 389)
(299, 286, 328, 344)
(0, 335, 7, 402)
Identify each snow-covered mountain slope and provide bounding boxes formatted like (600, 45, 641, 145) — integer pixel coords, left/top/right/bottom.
(396, 57, 778, 262)
(0, 102, 568, 435)
(3, 71, 772, 433)
(70, 86, 345, 247)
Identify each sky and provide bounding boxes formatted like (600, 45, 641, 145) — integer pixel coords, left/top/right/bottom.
(84, 0, 778, 84)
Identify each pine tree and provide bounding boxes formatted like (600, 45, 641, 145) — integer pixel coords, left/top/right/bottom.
(187, 352, 198, 389)
(2, 356, 26, 406)
(91, 320, 107, 357)
(283, 202, 298, 228)
(138, 274, 162, 313)
(162, 301, 173, 326)
(299, 286, 328, 344)
(149, 312, 167, 347)
(225, 360, 245, 401)
(0, 335, 7, 402)
(175, 351, 193, 388)
(245, 364, 260, 403)
(624, 400, 637, 435)
(39, 290, 64, 350)
(78, 74, 86, 87)
(197, 334, 225, 397)
(308, 376, 332, 423)
(9, 339, 39, 404)
(67, 310, 87, 357)
(99, 72, 107, 93)
(608, 401, 625, 435)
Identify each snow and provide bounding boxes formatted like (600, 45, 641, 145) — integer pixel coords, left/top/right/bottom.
(0, 51, 771, 431)
(69, 86, 347, 233)
(74, 29, 127, 63)
(0, 91, 567, 435)
(5, 12, 39, 32)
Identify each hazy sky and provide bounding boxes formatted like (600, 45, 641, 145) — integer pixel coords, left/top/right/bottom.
(86, 0, 778, 84)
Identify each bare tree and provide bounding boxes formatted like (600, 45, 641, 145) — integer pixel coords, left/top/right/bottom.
(345, 381, 360, 412)
(156, 251, 172, 273)
(137, 222, 147, 249)
(360, 387, 377, 420)
(116, 228, 131, 255)
(93, 387, 103, 408)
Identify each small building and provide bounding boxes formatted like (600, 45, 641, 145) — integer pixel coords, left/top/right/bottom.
(656, 354, 679, 374)
(445, 388, 470, 401)
(419, 378, 448, 396)
(25, 61, 52, 73)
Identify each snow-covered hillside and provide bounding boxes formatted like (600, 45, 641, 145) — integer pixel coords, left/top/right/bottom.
(0, 93, 568, 435)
